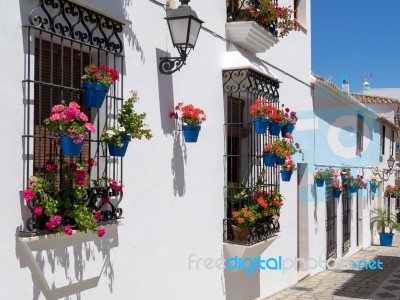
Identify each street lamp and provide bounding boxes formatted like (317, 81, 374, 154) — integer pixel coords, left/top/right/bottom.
(159, 0, 204, 74)
(372, 155, 397, 214)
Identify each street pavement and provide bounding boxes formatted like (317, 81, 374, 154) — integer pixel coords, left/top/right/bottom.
(266, 231, 400, 299)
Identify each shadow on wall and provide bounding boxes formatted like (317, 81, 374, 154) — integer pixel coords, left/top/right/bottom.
(120, 0, 145, 62)
(15, 226, 119, 300)
(156, 48, 187, 197)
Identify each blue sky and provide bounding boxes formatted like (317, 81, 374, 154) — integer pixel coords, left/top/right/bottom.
(312, 1, 400, 92)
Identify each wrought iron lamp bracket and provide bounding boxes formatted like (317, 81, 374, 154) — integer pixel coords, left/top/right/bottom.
(159, 56, 186, 74)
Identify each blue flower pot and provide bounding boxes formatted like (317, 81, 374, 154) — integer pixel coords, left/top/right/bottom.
(370, 183, 377, 193)
(281, 124, 295, 137)
(108, 135, 131, 157)
(379, 232, 394, 247)
(315, 178, 324, 187)
(254, 117, 269, 134)
(263, 152, 277, 167)
(349, 185, 358, 193)
(280, 170, 292, 182)
(276, 156, 286, 165)
(60, 134, 84, 156)
(82, 81, 109, 108)
(333, 189, 342, 198)
(182, 125, 201, 143)
(268, 122, 283, 136)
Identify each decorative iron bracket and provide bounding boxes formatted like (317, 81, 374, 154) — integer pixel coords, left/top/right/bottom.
(159, 56, 186, 75)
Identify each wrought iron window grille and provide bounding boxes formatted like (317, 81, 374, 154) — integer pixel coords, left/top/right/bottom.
(21, 0, 125, 237)
(226, 0, 278, 37)
(222, 68, 281, 245)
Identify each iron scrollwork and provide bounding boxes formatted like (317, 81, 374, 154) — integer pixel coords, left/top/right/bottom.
(28, 0, 124, 54)
(159, 57, 186, 75)
(223, 68, 280, 100)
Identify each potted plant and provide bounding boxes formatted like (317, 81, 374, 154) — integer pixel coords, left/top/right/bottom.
(347, 175, 367, 193)
(231, 205, 261, 241)
(249, 98, 275, 134)
(268, 106, 285, 136)
(369, 176, 380, 193)
(280, 157, 297, 182)
(385, 185, 398, 198)
(102, 90, 152, 157)
(370, 208, 400, 246)
(281, 105, 298, 137)
(22, 157, 123, 237)
(313, 169, 325, 187)
(332, 182, 343, 198)
(248, 0, 300, 38)
(44, 101, 95, 156)
(340, 167, 351, 183)
(171, 102, 206, 143)
(81, 64, 119, 108)
(321, 167, 335, 183)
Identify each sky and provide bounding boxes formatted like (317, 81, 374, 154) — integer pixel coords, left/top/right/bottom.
(311, 1, 400, 93)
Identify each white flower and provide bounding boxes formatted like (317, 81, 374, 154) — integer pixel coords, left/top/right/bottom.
(106, 130, 115, 136)
(118, 126, 125, 132)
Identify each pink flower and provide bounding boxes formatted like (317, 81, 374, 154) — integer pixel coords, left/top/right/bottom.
(114, 185, 123, 193)
(45, 160, 57, 172)
(88, 158, 96, 167)
(64, 107, 79, 121)
(94, 210, 102, 221)
(85, 123, 95, 133)
(64, 225, 73, 236)
(28, 179, 35, 187)
(97, 227, 106, 237)
(33, 206, 43, 217)
(78, 112, 88, 123)
(101, 195, 110, 204)
(68, 102, 81, 110)
(70, 163, 77, 172)
(23, 189, 35, 202)
(51, 104, 65, 113)
(75, 170, 87, 186)
(46, 215, 62, 230)
(50, 113, 61, 122)
(109, 180, 118, 189)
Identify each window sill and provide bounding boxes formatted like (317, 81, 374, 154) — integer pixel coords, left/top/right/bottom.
(226, 21, 279, 54)
(223, 234, 279, 259)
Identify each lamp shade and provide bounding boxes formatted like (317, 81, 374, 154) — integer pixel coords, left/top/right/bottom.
(166, 2, 203, 57)
(387, 155, 395, 169)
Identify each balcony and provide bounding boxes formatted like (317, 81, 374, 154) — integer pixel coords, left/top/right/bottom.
(226, 0, 279, 53)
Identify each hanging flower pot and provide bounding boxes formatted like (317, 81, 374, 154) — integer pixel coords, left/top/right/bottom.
(349, 185, 358, 193)
(60, 134, 84, 156)
(263, 152, 277, 167)
(82, 81, 109, 108)
(276, 156, 286, 165)
(333, 189, 342, 198)
(370, 183, 377, 193)
(254, 117, 270, 134)
(281, 123, 295, 137)
(280, 170, 292, 182)
(182, 125, 201, 143)
(268, 121, 283, 136)
(315, 178, 324, 187)
(108, 135, 131, 157)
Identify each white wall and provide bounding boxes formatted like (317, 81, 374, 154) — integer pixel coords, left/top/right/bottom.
(2, 0, 313, 299)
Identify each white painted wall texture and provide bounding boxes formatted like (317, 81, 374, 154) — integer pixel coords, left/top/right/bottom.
(0, 0, 323, 299)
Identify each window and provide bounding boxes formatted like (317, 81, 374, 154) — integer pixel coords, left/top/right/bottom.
(222, 68, 280, 245)
(381, 125, 386, 155)
(23, 1, 124, 189)
(293, 0, 306, 27)
(356, 114, 364, 153)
